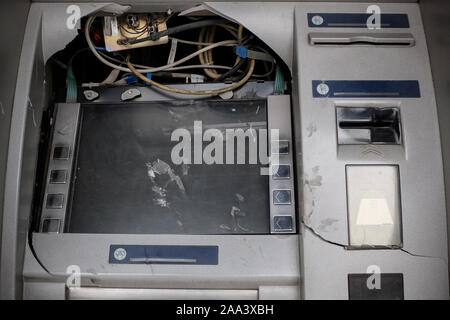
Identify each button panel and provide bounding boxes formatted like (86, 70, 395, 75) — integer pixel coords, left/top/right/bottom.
(40, 103, 81, 233)
(267, 95, 296, 234)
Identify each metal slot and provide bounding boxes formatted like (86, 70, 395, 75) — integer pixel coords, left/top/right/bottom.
(309, 32, 415, 47)
(336, 107, 401, 145)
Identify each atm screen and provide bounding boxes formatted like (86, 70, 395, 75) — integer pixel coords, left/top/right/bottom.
(65, 100, 270, 234)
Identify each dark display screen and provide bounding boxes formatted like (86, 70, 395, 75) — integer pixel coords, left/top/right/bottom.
(66, 100, 270, 234)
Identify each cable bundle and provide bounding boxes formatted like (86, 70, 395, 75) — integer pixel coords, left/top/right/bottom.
(81, 14, 278, 96)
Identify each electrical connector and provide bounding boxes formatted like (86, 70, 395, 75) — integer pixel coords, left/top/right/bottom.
(235, 45, 248, 58)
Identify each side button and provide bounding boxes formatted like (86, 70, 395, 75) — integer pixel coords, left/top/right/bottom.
(273, 190, 291, 205)
(272, 165, 290, 179)
(42, 218, 61, 233)
(49, 170, 68, 184)
(53, 146, 70, 160)
(271, 140, 289, 155)
(273, 216, 293, 232)
(46, 194, 64, 209)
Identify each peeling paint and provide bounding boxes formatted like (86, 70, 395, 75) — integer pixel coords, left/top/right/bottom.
(305, 166, 322, 192)
(308, 175, 322, 187)
(312, 165, 320, 175)
(306, 123, 317, 137)
(318, 218, 339, 232)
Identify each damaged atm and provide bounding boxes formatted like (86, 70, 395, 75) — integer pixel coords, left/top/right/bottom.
(0, 0, 449, 300)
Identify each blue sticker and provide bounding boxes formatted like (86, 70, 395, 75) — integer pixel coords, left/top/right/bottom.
(109, 245, 219, 265)
(307, 13, 410, 28)
(236, 45, 248, 58)
(312, 80, 420, 98)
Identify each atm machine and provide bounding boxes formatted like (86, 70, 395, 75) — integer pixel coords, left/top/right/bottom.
(0, 1, 448, 300)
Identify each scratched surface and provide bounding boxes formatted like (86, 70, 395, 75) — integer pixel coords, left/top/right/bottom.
(67, 100, 270, 234)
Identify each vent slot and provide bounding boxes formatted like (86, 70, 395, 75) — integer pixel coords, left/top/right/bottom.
(309, 32, 415, 47)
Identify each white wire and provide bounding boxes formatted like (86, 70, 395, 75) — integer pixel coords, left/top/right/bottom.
(85, 16, 238, 73)
(166, 65, 232, 71)
(168, 37, 216, 46)
(98, 51, 233, 71)
(169, 37, 247, 46)
(168, 36, 249, 47)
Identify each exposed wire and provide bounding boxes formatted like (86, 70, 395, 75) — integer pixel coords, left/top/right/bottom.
(65, 47, 91, 102)
(274, 65, 285, 95)
(213, 58, 247, 83)
(168, 36, 250, 47)
(85, 16, 239, 74)
(125, 18, 229, 44)
(66, 66, 77, 102)
(161, 64, 233, 72)
(126, 55, 256, 95)
(169, 37, 217, 46)
(97, 51, 234, 72)
(199, 24, 243, 79)
(248, 45, 275, 78)
(86, 15, 274, 92)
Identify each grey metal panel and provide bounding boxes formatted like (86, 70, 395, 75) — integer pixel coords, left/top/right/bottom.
(302, 228, 448, 299)
(0, 0, 31, 297)
(294, 2, 448, 299)
(23, 282, 66, 300)
(1, 2, 113, 299)
(258, 285, 300, 300)
(419, 0, 450, 295)
(6, 0, 441, 301)
(0, 3, 44, 300)
(31, 1, 419, 3)
(296, 2, 447, 255)
(68, 288, 258, 300)
(25, 233, 300, 289)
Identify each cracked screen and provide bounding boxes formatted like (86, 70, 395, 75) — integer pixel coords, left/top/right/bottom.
(66, 100, 270, 234)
